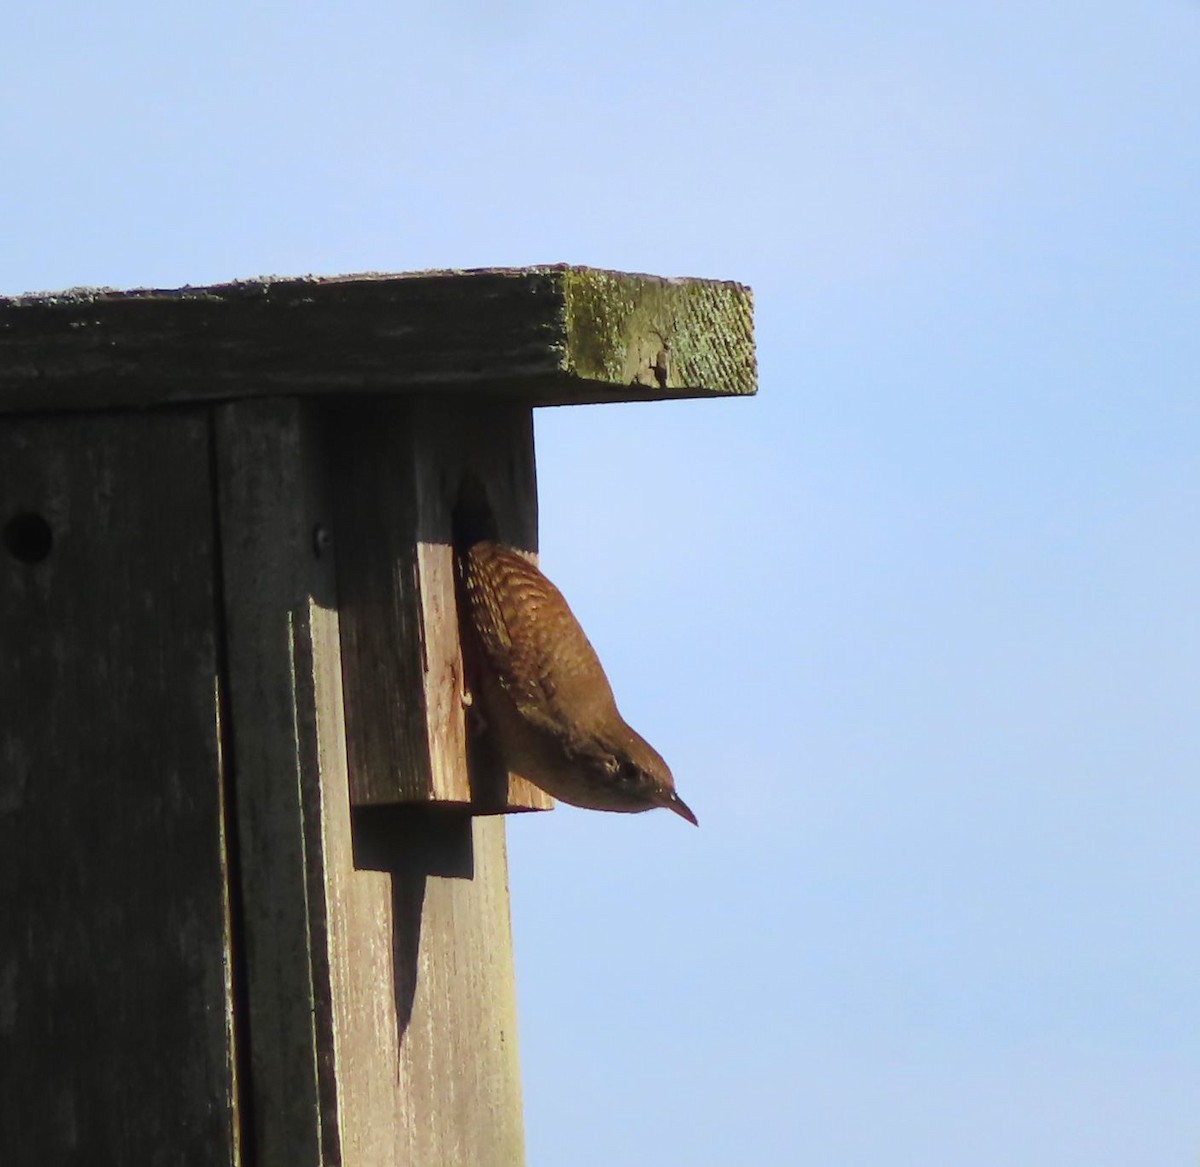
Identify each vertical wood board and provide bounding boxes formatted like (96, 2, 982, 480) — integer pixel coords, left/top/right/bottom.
(322, 806, 528, 1167)
(0, 410, 239, 1166)
(214, 399, 342, 1167)
(329, 396, 551, 812)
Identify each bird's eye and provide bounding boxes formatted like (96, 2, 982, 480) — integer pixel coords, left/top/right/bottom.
(618, 760, 640, 785)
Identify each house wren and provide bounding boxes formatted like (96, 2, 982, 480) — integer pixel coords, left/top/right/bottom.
(458, 540, 697, 825)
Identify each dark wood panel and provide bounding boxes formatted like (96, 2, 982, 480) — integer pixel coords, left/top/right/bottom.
(0, 410, 239, 1166)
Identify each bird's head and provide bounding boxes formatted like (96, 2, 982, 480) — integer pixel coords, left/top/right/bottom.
(577, 725, 698, 825)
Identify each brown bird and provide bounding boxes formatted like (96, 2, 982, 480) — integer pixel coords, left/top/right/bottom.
(458, 540, 697, 825)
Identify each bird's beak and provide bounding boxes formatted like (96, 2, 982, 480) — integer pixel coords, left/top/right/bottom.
(664, 791, 699, 826)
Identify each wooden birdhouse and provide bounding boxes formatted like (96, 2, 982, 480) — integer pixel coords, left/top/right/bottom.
(0, 266, 756, 1166)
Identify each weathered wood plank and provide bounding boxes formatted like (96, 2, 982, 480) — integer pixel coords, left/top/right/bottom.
(213, 399, 342, 1167)
(214, 398, 528, 1166)
(0, 410, 240, 1165)
(0, 267, 756, 412)
(329, 396, 552, 811)
(372, 814, 527, 1167)
(327, 808, 528, 1167)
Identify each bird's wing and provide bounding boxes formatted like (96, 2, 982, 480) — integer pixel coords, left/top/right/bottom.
(461, 542, 620, 744)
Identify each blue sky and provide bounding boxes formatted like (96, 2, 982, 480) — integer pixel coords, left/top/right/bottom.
(5, 3, 1199, 1163)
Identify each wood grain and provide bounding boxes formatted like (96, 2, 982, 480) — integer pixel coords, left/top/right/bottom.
(329, 395, 552, 812)
(0, 267, 756, 412)
(0, 409, 240, 1166)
